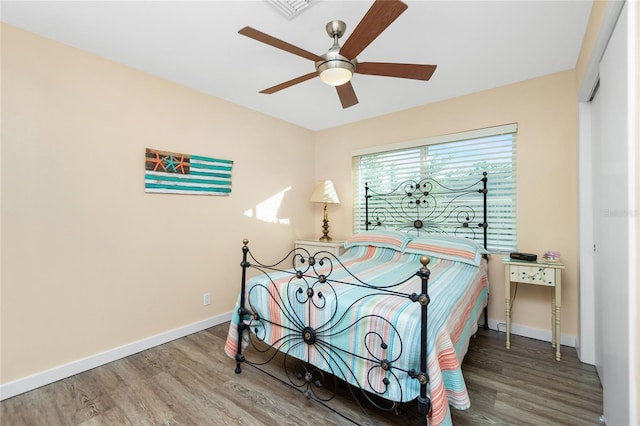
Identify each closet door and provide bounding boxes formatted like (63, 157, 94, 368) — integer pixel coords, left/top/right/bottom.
(589, 89, 601, 376)
(592, 2, 630, 424)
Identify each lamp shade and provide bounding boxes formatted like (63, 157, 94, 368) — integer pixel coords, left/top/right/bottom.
(309, 180, 340, 204)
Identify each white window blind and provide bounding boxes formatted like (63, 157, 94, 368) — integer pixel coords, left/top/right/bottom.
(352, 124, 517, 252)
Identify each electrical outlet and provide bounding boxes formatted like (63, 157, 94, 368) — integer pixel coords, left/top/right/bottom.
(203, 293, 211, 306)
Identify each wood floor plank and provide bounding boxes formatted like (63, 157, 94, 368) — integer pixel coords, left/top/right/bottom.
(0, 392, 29, 425)
(1, 323, 603, 426)
(11, 385, 67, 425)
(150, 371, 230, 425)
(164, 363, 260, 425)
(107, 358, 187, 425)
(77, 406, 133, 426)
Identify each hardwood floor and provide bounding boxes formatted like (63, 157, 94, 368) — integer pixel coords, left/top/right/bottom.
(1, 323, 603, 425)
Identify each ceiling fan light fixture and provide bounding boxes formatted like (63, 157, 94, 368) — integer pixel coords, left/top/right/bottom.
(318, 64, 353, 86)
(316, 52, 356, 86)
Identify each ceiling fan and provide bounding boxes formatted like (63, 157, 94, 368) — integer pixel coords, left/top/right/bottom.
(238, 0, 437, 109)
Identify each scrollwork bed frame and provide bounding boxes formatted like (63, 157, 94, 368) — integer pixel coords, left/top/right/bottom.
(231, 172, 488, 425)
(364, 172, 488, 246)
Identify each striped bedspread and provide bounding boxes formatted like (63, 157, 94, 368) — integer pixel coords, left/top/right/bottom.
(225, 245, 488, 426)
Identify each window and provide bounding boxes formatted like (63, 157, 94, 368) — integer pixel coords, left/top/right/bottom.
(352, 124, 517, 252)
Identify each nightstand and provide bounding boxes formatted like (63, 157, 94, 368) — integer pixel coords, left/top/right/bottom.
(502, 257, 565, 360)
(295, 239, 345, 257)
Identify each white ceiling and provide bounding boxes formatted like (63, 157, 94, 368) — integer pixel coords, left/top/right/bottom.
(1, 0, 593, 131)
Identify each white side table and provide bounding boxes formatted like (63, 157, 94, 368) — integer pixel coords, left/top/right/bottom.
(294, 239, 345, 257)
(502, 257, 565, 360)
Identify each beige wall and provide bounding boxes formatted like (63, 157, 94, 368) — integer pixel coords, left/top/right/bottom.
(313, 70, 579, 337)
(1, 24, 316, 383)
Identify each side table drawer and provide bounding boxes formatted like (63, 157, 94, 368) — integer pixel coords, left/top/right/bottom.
(509, 265, 556, 286)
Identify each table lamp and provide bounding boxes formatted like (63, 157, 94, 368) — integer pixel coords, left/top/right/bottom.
(309, 180, 340, 241)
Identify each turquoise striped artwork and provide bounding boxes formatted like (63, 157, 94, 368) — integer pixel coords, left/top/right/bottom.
(145, 148, 233, 195)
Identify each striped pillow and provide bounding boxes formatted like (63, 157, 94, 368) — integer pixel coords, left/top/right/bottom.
(344, 230, 410, 252)
(403, 235, 486, 266)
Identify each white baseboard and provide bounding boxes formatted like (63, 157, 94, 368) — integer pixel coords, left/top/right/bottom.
(486, 319, 577, 348)
(0, 311, 233, 401)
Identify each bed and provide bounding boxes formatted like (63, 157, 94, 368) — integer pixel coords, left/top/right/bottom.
(224, 173, 489, 425)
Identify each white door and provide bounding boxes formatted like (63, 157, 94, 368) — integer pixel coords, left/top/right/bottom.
(592, 3, 631, 424)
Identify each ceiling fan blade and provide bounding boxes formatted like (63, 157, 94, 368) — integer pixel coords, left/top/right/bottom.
(336, 82, 359, 109)
(339, 0, 408, 60)
(356, 62, 437, 81)
(239, 27, 323, 62)
(259, 72, 318, 94)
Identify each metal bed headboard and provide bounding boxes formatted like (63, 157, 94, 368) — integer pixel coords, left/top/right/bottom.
(364, 172, 488, 249)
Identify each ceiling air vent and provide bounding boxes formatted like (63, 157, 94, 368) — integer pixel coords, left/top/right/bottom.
(265, 0, 319, 20)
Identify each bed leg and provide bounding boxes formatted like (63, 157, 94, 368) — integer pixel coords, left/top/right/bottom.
(234, 239, 251, 374)
(417, 396, 431, 426)
(483, 305, 489, 330)
(234, 320, 249, 374)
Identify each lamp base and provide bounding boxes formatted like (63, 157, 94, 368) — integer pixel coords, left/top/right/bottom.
(319, 206, 332, 242)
